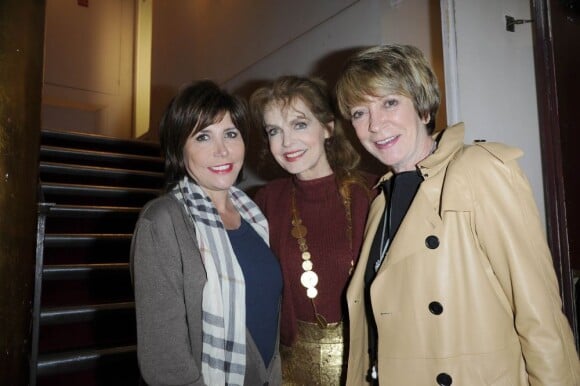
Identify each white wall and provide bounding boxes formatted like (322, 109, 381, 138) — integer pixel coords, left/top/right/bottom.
(221, 1, 382, 90)
(441, 0, 544, 223)
(150, 0, 361, 133)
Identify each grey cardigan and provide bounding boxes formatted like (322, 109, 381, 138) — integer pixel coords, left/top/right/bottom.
(130, 194, 282, 386)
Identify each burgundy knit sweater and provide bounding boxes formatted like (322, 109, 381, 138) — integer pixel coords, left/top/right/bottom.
(254, 174, 375, 346)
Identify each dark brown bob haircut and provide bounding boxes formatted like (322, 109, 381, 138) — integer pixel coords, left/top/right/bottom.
(159, 80, 249, 189)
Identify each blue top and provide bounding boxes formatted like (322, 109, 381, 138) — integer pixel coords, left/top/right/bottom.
(228, 219, 282, 366)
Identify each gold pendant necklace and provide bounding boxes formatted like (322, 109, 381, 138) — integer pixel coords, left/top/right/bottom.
(290, 182, 354, 327)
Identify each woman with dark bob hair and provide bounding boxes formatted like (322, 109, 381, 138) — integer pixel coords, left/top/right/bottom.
(336, 44, 579, 385)
(250, 75, 375, 385)
(131, 80, 282, 385)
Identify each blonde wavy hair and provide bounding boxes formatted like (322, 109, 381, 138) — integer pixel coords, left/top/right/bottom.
(250, 75, 370, 200)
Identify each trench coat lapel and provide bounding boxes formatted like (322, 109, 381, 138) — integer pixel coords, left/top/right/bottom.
(353, 123, 465, 292)
(380, 185, 442, 270)
(375, 124, 465, 271)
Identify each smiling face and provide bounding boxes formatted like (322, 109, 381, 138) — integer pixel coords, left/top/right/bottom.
(263, 98, 333, 180)
(183, 112, 244, 200)
(350, 94, 433, 173)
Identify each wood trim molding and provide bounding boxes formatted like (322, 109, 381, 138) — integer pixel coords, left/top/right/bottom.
(530, 0, 577, 340)
(439, 0, 461, 126)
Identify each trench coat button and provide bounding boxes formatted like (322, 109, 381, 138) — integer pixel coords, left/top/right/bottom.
(429, 301, 443, 315)
(436, 372, 452, 385)
(425, 235, 439, 249)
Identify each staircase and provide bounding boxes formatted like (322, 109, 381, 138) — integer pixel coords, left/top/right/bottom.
(32, 129, 164, 386)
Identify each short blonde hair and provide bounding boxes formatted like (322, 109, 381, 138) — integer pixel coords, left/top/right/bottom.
(336, 44, 440, 133)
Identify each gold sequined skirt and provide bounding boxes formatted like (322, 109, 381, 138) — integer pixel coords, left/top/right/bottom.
(281, 320, 346, 386)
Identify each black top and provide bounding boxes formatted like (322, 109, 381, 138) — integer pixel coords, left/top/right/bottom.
(364, 170, 423, 371)
(228, 219, 283, 366)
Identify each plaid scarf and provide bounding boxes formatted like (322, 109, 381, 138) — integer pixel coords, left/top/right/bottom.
(173, 177, 269, 386)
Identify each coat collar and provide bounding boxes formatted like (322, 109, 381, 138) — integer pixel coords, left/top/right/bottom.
(369, 123, 466, 271)
(418, 122, 465, 179)
(379, 188, 441, 268)
(373, 122, 466, 189)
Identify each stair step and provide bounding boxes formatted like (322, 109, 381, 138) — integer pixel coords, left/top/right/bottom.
(43, 263, 129, 280)
(44, 234, 132, 248)
(46, 204, 141, 218)
(40, 162, 163, 179)
(36, 345, 137, 376)
(40, 162, 164, 186)
(42, 204, 141, 234)
(41, 182, 160, 206)
(40, 145, 163, 171)
(42, 182, 160, 197)
(38, 311, 137, 357)
(34, 130, 151, 384)
(40, 302, 135, 325)
(41, 275, 134, 307)
(41, 128, 160, 156)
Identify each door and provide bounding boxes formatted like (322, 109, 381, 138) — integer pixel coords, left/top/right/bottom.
(42, 0, 135, 139)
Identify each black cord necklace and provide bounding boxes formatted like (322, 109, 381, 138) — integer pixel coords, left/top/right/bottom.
(375, 198, 391, 272)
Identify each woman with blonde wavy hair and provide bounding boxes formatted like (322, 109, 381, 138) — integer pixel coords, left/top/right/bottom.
(250, 75, 376, 385)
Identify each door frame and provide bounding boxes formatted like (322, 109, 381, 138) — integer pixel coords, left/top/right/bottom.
(530, 0, 577, 339)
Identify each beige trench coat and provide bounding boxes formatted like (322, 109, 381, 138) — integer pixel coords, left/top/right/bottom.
(346, 123, 580, 386)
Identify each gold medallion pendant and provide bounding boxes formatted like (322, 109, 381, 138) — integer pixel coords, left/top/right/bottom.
(290, 184, 354, 324)
(283, 181, 357, 385)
